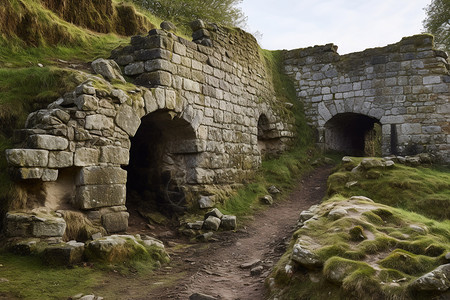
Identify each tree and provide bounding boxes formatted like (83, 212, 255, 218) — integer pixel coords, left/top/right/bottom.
(133, 0, 247, 28)
(423, 0, 450, 52)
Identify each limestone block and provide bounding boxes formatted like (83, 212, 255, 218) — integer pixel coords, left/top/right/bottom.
(144, 59, 175, 73)
(204, 208, 223, 219)
(27, 134, 68, 151)
(100, 146, 130, 165)
(409, 264, 450, 292)
(144, 90, 158, 114)
(5, 149, 49, 167)
(203, 216, 221, 231)
(116, 55, 134, 66)
(155, 88, 165, 108)
(115, 105, 141, 137)
(16, 168, 44, 180)
(77, 166, 127, 185)
(111, 89, 130, 104)
(42, 169, 58, 182)
(74, 147, 100, 167)
(85, 114, 114, 130)
(48, 151, 74, 168)
(42, 241, 85, 266)
(220, 215, 237, 230)
(75, 95, 99, 111)
(401, 123, 422, 135)
(101, 212, 129, 233)
(91, 58, 126, 83)
(5, 213, 32, 237)
(198, 195, 215, 209)
(422, 126, 441, 133)
(423, 75, 441, 85)
(124, 62, 144, 76)
(136, 71, 172, 87)
(32, 215, 66, 237)
(75, 184, 126, 209)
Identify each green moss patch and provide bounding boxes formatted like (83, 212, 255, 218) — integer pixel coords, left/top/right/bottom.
(327, 158, 450, 220)
(269, 195, 450, 299)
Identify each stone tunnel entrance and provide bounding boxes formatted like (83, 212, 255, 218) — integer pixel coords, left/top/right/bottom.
(324, 113, 381, 156)
(125, 110, 196, 216)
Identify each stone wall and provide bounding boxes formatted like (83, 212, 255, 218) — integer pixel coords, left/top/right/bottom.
(283, 34, 450, 162)
(4, 22, 295, 237)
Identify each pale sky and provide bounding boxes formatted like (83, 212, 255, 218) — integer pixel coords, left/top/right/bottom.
(239, 0, 431, 54)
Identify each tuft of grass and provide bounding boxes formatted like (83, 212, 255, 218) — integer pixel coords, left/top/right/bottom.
(378, 249, 438, 276)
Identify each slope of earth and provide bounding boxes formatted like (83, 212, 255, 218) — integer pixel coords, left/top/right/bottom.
(91, 165, 333, 299)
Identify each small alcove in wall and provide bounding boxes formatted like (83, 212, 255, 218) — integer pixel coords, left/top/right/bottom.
(324, 112, 381, 156)
(257, 114, 283, 158)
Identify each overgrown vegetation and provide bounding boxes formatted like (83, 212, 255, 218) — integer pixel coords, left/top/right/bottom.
(327, 157, 450, 220)
(132, 0, 246, 30)
(423, 0, 450, 52)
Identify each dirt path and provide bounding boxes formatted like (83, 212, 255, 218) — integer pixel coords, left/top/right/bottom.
(96, 165, 332, 299)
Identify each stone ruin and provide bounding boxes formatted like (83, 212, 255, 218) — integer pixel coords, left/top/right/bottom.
(283, 35, 449, 162)
(2, 21, 295, 242)
(2, 22, 449, 245)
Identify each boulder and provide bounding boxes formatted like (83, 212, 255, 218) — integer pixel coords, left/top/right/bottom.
(360, 158, 384, 169)
(268, 185, 281, 194)
(220, 215, 237, 230)
(91, 58, 125, 83)
(86, 234, 168, 263)
(196, 232, 213, 242)
(409, 264, 450, 292)
(203, 216, 221, 231)
(160, 21, 177, 32)
(328, 208, 348, 220)
(204, 208, 223, 220)
(260, 195, 273, 205)
(291, 242, 322, 268)
(299, 210, 314, 222)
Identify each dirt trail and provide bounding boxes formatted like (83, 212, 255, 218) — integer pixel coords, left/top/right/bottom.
(96, 166, 332, 299)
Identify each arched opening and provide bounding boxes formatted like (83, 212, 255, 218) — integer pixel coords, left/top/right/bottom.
(125, 110, 196, 217)
(324, 113, 381, 156)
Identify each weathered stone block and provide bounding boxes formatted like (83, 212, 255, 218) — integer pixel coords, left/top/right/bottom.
(77, 166, 127, 185)
(115, 105, 141, 137)
(124, 62, 144, 76)
(42, 241, 85, 266)
(32, 216, 66, 237)
(198, 195, 215, 209)
(144, 89, 158, 114)
(74, 147, 100, 166)
(48, 151, 73, 168)
(74, 95, 99, 111)
(85, 114, 114, 130)
(203, 216, 221, 231)
(99, 146, 130, 165)
(15, 167, 44, 180)
(75, 184, 126, 209)
(91, 58, 125, 83)
(220, 215, 237, 230)
(144, 59, 176, 73)
(5, 149, 49, 167)
(42, 169, 58, 182)
(101, 212, 129, 233)
(27, 134, 69, 151)
(136, 71, 172, 87)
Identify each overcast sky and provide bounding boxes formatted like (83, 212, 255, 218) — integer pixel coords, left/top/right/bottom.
(239, 0, 431, 54)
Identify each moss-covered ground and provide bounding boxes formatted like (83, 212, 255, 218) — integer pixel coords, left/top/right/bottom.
(269, 159, 450, 300)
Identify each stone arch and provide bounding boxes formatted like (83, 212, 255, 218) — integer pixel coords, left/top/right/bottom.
(125, 109, 198, 215)
(324, 112, 382, 156)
